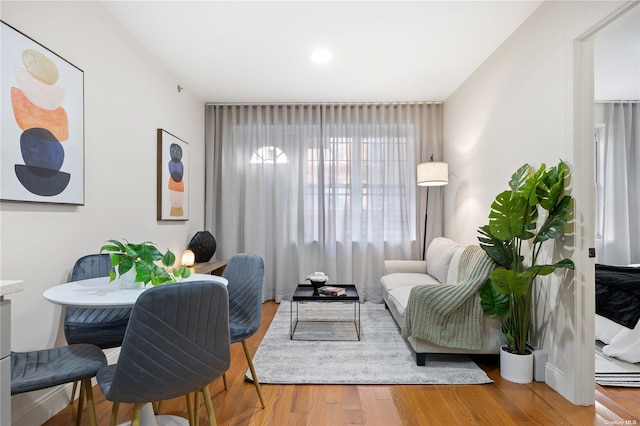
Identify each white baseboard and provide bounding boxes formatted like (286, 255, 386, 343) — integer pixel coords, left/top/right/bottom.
(545, 362, 567, 398)
(11, 348, 120, 426)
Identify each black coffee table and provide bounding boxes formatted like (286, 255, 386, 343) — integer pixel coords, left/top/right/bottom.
(290, 284, 360, 341)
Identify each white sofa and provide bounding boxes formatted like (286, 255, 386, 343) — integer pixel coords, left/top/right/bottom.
(381, 237, 505, 365)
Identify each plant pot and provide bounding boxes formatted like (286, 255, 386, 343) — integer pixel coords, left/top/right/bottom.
(309, 280, 325, 292)
(116, 267, 142, 290)
(499, 345, 533, 384)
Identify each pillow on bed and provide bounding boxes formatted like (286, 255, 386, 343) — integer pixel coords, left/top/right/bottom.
(595, 314, 622, 344)
(602, 319, 640, 364)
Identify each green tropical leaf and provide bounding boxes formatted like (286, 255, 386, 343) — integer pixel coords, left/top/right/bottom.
(109, 254, 122, 266)
(491, 269, 528, 296)
(118, 257, 133, 274)
(489, 191, 531, 240)
(100, 244, 121, 253)
(174, 265, 192, 279)
(539, 161, 569, 211)
(519, 163, 545, 207)
(479, 279, 510, 317)
(162, 250, 176, 267)
(535, 195, 572, 244)
(522, 259, 575, 278)
(508, 163, 531, 194)
(478, 225, 513, 267)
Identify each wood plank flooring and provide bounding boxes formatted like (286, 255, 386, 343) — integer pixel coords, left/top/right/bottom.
(43, 301, 639, 426)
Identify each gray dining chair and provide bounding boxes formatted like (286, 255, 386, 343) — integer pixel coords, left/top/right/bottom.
(64, 253, 131, 401)
(222, 253, 265, 409)
(96, 280, 230, 426)
(11, 344, 107, 426)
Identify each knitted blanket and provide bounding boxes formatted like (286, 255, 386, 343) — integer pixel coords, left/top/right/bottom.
(401, 245, 495, 350)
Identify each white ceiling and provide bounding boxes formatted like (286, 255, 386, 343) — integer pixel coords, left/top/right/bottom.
(101, 1, 542, 103)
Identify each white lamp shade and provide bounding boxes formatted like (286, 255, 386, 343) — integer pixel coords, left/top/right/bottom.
(182, 249, 195, 267)
(417, 162, 448, 186)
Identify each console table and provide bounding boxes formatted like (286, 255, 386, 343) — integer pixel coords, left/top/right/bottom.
(1, 280, 24, 426)
(192, 259, 227, 276)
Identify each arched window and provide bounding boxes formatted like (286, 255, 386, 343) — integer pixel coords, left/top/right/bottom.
(250, 146, 288, 164)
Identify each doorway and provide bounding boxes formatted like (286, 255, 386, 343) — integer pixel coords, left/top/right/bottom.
(570, 1, 640, 406)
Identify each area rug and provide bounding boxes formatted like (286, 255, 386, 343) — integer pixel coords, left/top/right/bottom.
(246, 302, 493, 385)
(595, 343, 640, 387)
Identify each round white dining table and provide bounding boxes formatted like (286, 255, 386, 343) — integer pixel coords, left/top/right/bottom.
(43, 273, 227, 308)
(43, 273, 228, 426)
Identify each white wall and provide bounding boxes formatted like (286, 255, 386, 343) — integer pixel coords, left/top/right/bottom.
(443, 0, 629, 405)
(1, 2, 206, 424)
(595, 8, 640, 100)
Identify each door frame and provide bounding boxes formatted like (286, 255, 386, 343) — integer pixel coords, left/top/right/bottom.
(562, 0, 640, 405)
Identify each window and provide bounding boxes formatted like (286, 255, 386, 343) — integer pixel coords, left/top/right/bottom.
(250, 146, 288, 164)
(304, 127, 410, 242)
(594, 124, 605, 239)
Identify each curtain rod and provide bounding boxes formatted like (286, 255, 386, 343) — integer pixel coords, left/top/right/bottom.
(594, 100, 640, 103)
(205, 101, 443, 106)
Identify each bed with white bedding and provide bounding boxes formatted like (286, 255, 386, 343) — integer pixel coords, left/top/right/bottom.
(595, 264, 640, 364)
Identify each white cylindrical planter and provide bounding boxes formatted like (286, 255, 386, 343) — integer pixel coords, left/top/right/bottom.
(116, 267, 142, 290)
(500, 345, 534, 384)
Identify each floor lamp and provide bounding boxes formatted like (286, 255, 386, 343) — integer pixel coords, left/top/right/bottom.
(417, 159, 448, 260)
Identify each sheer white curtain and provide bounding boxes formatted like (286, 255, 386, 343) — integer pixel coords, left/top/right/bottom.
(205, 103, 442, 302)
(600, 102, 640, 265)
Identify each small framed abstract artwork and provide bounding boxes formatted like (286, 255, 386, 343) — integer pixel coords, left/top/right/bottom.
(157, 129, 189, 221)
(0, 21, 84, 205)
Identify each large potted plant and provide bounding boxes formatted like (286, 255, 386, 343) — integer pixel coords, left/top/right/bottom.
(100, 239, 191, 288)
(477, 160, 575, 383)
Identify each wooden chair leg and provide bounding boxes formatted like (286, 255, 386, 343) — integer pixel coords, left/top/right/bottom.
(201, 386, 217, 426)
(131, 403, 143, 426)
(110, 402, 120, 426)
(185, 393, 194, 424)
(194, 391, 200, 426)
(241, 339, 265, 409)
(70, 380, 78, 404)
(76, 382, 85, 426)
(82, 379, 98, 426)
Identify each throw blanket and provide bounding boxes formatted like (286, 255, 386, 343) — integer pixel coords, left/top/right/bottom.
(596, 264, 640, 329)
(401, 246, 495, 350)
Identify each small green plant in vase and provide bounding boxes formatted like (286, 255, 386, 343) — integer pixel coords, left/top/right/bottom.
(100, 239, 191, 287)
(477, 160, 575, 357)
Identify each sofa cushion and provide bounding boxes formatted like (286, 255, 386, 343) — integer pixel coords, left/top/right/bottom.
(446, 246, 467, 284)
(380, 273, 440, 293)
(426, 238, 462, 284)
(387, 286, 414, 317)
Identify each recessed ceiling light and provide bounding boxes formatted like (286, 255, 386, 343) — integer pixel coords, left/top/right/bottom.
(311, 48, 332, 64)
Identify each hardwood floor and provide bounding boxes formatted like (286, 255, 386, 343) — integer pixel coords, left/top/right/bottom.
(44, 301, 639, 426)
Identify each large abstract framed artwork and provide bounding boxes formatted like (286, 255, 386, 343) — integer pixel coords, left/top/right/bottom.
(157, 129, 189, 220)
(1, 21, 84, 205)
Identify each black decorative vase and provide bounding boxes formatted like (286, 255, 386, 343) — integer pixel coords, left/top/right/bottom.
(188, 231, 217, 263)
(310, 280, 324, 292)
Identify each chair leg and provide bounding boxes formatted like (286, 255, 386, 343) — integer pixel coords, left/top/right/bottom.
(241, 339, 265, 409)
(70, 380, 78, 404)
(201, 386, 217, 426)
(194, 391, 200, 426)
(185, 393, 194, 424)
(82, 379, 98, 426)
(76, 382, 85, 426)
(110, 402, 120, 426)
(131, 403, 143, 426)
